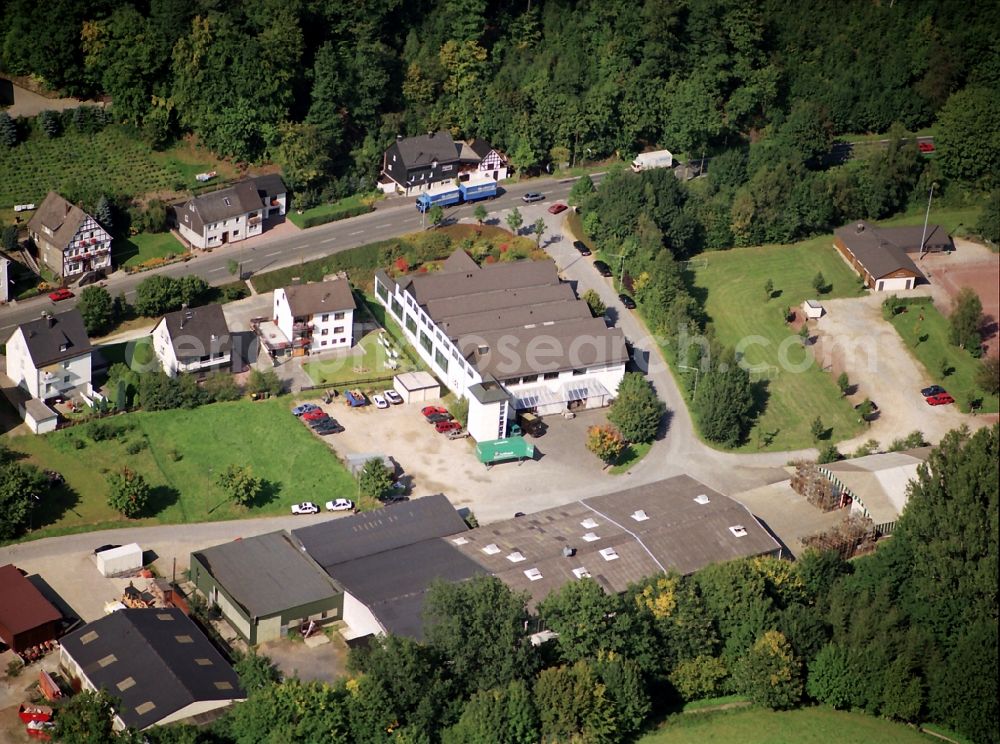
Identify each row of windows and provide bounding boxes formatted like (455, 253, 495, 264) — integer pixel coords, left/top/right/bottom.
(319, 312, 347, 322)
(384, 283, 474, 381)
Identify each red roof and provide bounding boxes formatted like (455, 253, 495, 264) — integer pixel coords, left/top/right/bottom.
(0, 564, 62, 637)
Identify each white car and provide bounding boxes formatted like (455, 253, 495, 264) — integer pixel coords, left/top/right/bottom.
(290, 502, 320, 515)
(372, 394, 389, 409)
(325, 498, 355, 512)
(383, 389, 403, 405)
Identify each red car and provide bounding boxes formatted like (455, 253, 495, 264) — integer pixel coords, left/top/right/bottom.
(918, 141, 935, 153)
(547, 203, 568, 214)
(435, 420, 462, 434)
(421, 406, 449, 418)
(302, 408, 328, 421)
(48, 288, 74, 302)
(926, 393, 954, 406)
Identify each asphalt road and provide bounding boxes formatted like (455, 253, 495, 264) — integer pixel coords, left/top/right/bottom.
(0, 174, 603, 340)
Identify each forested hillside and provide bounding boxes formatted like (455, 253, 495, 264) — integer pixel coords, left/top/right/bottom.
(2, 0, 997, 200)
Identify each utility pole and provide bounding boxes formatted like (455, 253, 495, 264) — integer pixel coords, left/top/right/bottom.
(918, 182, 937, 261)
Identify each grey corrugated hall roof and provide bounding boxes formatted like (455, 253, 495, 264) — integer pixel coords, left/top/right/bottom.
(292, 494, 468, 569)
(60, 608, 244, 730)
(191, 531, 340, 618)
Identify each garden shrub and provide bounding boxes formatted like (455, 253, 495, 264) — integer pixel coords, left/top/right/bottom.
(298, 203, 370, 228)
(125, 439, 148, 454)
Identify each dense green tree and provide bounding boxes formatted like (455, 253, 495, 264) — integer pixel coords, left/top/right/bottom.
(0, 457, 47, 540)
(581, 289, 605, 318)
(423, 576, 538, 695)
(0, 112, 17, 147)
(357, 457, 394, 501)
(246, 369, 282, 397)
(977, 356, 1000, 395)
(106, 467, 150, 518)
(52, 689, 130, 744)
(225, 678, 351, 744)
(975, 195, 999, 243)
(533, 662, 618, 744)
(669, 655, 728, 700)
(778, 101, 834, 162)
(233, 650, 280, 693)
(428, 204, 444, 228)
(1, 224, 18, 252)
(732, 630, 803, 710)
(608, 372, 665, 443)
(217, 464, 264, 507)
(949, 287, 983, 355)
(568, 175, 595, 205)
(505, 207, 523, 234)
(591, 655, 651, 737)
(134, 275, 180, 316)
(692, 347, 755, 447)
(443, 680, 538, 744)
(806, 643, 855, 709)
(77, 285, 115, 336)
(273, 122, 330, 191)
(585, 424, 626, 467)
(935, 87, 1000, 188)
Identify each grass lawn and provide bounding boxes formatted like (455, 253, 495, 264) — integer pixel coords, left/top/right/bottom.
(303, 330, 418, 386)
(641, 707, 935, 744)
(610, 441, 652, 474)
(689, 236, 867, 451)
(887, 300, 998, 413)
(0, 126, 225, 207)
(113, 232, 185, 268)
(287, 194, 373, 229)
(6, 399, 359, 542)
(877, 204, 984, 237)
(94, 337, 155, 371)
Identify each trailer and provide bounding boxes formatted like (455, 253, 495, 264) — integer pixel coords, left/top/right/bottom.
(416, 183, 462, 212)
(476, 436, 535, 468)
(458, 177, 498, 203)
(631, 149, 673, 172)
(96, 543, 143, 577)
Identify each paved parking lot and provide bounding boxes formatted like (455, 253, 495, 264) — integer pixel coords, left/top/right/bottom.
(296, 395, 626, 524)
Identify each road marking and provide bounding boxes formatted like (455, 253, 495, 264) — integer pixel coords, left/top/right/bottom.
(208, 267, 226, 274)
(264, 250, 281, 257)
(376, 223, 391, 228)
(321, 236, 336, 244)
(349, 230, 363, 235)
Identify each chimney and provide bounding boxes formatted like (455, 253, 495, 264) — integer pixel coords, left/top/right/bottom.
(562, 546, 576, 558)
(179, 304, 189, 330)
(856, 222, 864, 234)
(396, 134, 403, 141)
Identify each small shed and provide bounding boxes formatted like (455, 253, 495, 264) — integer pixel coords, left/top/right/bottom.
(0, 564, 62, 653)
(393, 371, 440, 403)
(20, 399, 58, 435)
(802, 300, 825, 320)
(96, 543, 143, 577)
(345, 453, 398, 477)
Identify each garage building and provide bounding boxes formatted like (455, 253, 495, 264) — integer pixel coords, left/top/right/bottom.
(0, 564, 62, 653)
(393, 371, 441, 403)
(833, 221, 950, 291)
(190, 531, 342, 644)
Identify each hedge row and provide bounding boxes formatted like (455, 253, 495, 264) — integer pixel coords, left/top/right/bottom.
(298, 203, 372, 229)
(250, 239, 399, 293)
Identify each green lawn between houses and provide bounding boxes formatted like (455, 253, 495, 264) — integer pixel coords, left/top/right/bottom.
(640, 707, 939, 744)
(112, 231, 186, 268)
(5, 399, 359, 543)
(887, 299, 998, 413)
(286, 194, 373, 229)
(688, 236, 868, 451)
(302, 330, 420, 387)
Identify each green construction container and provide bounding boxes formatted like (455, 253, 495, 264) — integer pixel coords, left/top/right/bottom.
(476, 436, 535, 465)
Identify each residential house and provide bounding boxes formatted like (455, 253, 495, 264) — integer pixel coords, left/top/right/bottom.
(379, 131, 507, 195)
(833, 220, 951, 291)
(0, 564, 62, 653)
(1, 256, 10, 303)
(151, 304, 231, 378)
(59, 608, 245, 731)
(375, 252, 628, 442)
(27, 192, 111, 279)
(4, 309, 92, 401)
(175, 175, 287, 250)
(272, 277, 355, 354)
(190, 531, 343, 645)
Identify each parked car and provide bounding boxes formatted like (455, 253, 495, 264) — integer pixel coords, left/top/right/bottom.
(291, 502, 320, 515)
(447, 428, 470, 440)
(522, 192, 544, 203)
(920, 385, 946, 397)
(343, 389, 367, 407)
(302, 409, 328, 421)
(307, 415, 332, 427)
(918, 141, 935, 153)
(435, 420, 462, 433)
(48, 288, 73, 302)
(593, 260, 612, 277)
(313, 422, 343, 435)
(926, 393, 955, 406)
(421, 405, 449, 419)
(291, 403, 320, 416)
(93, 544, 121, 555)
(372, 394, 389, 409)
(426, 412, 453, 424)
(384, 389, 403, 405)
(547, 202, 568, 214)
(618, 293, 637, 309)
(572, 240, 592, 257)
(325, 498, 354, 512)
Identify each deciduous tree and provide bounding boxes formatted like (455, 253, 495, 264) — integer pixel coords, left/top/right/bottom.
(505, 207, 523, 234)
(608, 372, 665, 444)
(106, 467, 150, 518)
(585, 424, 625, 467)
(732, 630, 803, 709)
(217, 464, 264, 507)
(949, 287, 983, 355)
(357, 458, 394, 501)
(77, 285, 115, 335)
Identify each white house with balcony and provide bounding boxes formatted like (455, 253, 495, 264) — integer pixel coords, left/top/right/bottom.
(374, 252, 629, 442)
(27, 192, 112, 279)
(273, 278, 355, 355)
(151, 304, 232, 377)
(5, 309, 93, 401)
(175, 176, 287, 250)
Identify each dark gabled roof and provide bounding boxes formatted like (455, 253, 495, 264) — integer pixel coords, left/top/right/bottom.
(191, 532, 340, 618)
(325, 539, 487, 640)
(14, 310, 92, 367)
(0, 564, 62, 637)
(394, 131, 462, 169)
(292, 494, 468, 569)
(60, 609, 244, 730)
(835, 221, 931, 280)
(251, 173, 286, 199)
(281, 278, 356, 317)
(26, 192, 99, 252)
(179, 180, 262, 233)
(467, 138, 502, 160)
(154, 304, 231, 361)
